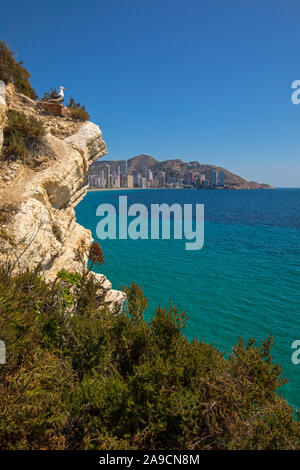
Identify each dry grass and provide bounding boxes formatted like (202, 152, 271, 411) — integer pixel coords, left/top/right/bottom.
(2, 110, 46, 162)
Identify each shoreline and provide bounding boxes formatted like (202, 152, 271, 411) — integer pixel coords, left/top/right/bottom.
(87, 187, 274, 192)
(87, 187, 167, 191)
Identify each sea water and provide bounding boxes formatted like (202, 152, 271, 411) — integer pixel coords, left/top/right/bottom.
(76, 188, 300, 411)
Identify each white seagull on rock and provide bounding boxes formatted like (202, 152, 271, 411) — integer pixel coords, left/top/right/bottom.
(47, 86, 66, 103)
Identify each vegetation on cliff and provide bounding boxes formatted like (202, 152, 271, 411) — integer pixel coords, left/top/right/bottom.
(67, 98, 90, 121)
(2, 110, 46, 161)
(41, 92, 90, 121)
(0, 261, 299, 450)
(0, 42, 37, 99)
(0, 43, 90, 123)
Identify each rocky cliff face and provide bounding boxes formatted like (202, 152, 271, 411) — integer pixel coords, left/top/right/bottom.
(0, 81, 125, 312)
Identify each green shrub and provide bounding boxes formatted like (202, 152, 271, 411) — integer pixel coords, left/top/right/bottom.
(122, 282, 148, 321)
(41, 88, 60, 101)
(2, 110, 46, 161)
(67, 97, 90, 121)
(0, 41, 37, 99)
(0, 266, 299, 450)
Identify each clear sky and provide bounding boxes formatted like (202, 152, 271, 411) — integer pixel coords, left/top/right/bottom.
(1, 0, 300, 186)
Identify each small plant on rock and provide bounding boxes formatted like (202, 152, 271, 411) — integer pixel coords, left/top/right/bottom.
(67, 97, 90, 121)
(2, 110, 46, 161)
(87, 242, 105, 273)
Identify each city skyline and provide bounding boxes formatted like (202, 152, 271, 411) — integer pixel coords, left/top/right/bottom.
(89, 158, 226, 190)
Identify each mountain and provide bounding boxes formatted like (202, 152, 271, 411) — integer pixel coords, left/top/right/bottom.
(90, 154, 272, 189)
(127, 154, 158, 171)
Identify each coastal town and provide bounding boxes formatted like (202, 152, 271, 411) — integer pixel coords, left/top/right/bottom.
(88, 158, 225, 189)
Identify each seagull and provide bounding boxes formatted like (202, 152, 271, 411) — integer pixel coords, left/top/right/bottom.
(46, 86, 66, 103)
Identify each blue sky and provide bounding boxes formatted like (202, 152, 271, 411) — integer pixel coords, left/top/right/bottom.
(1, 0, 300, 186)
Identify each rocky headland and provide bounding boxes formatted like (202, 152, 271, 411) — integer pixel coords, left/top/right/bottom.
(0, 81, 125, 312)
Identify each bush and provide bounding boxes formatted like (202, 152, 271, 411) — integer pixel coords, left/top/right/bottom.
(41, 88, 60, 102)
(67, 97, 90, 121)
(0, 41, 37, 99)
(0, 266, 299, 450)
(2, 110, 46, 161)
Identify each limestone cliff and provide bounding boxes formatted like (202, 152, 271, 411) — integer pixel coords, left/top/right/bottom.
(0, 81, 125, 312)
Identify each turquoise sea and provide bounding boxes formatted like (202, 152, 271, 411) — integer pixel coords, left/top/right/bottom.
(76, 188, 300, 412)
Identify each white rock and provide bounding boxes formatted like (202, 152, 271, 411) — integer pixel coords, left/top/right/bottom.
(104, 289, 126, 313)
(0, 80, 5, 106)
(65, 122, 106, 162)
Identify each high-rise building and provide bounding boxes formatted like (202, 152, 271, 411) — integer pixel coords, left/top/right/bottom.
(141, 165, 147, 178)
(90, 174, 99, 188)
(134, 173, 143, 187)
(127, 174, 134, 188)
(158, 171, 166, 188)
(98, 169, 105, 188)
(120, 160, 127, 176)
(218, 171, 225, 186)
(211, 171, 218, 186)
(146, 169, 153, 181)
(120, 175, 125, 187)
(105, 164, 110, 188)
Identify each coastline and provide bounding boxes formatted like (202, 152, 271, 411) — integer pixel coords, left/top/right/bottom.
(87, 187, 273, 192)
(87, 187, 165, 191)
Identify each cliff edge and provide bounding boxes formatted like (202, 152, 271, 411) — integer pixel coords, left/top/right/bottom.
(0, 81, 125, 312)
